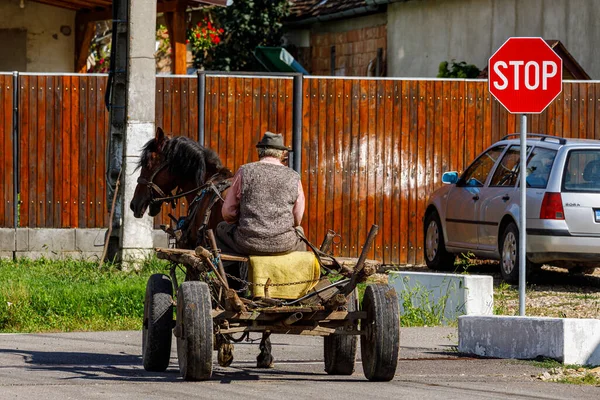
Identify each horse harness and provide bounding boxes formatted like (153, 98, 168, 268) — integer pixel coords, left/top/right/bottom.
(136, 162, 178, 208)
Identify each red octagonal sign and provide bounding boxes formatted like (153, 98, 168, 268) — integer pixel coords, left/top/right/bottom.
(489, 37, 562, 114)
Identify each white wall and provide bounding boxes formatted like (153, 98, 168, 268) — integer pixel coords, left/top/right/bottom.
(0, 0, 75, 72)
(388, 0, 600, 79)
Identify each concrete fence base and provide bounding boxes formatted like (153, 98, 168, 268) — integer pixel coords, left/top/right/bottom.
(0, 228, 169, 261)
(388, 271, 494, 324)
(459, 315, 600, 366)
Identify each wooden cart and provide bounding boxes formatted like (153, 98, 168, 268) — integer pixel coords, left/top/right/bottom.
(141, 225, 400, 381)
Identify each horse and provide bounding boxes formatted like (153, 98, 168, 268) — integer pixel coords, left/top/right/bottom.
(130, 127, 275, 368)
(130, 127, 233, 250)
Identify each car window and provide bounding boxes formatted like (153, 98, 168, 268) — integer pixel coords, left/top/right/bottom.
(490, 145, 521, 187)
(563, 150, 600, 193)
(460, 146, 505, 187)
(526, 147, 557, 189)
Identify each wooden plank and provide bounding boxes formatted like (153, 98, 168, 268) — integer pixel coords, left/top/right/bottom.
(357, 80, 369, 258)
(390, 81, 401, 263)
(70, 76, 80, 228)
(325, 78, 335, 239)
(407, 80, 419, 264)
(234, 77, 244, 171)
(29, 76, 38, 227)
(87, 76, 97, 228)
(308, 78, 319, 243)
(38, 75, 47, 228)
(424, 81, 434, 264)
(382, 80, 393, 263)
(54, 76, 64, 228)
(78, 77, 88, 228)
(333, 78, 344, 255)
(0, 76, 13, 227)
(572, 82, 581, 139)
(586, 83, 594, 139)
(399, 80, 409, 264)
(62, 76, 71, 227)
(242, 78, 252, 167)
(341, 79, 353, 257)
(226, 77, 235, 170)
(414, 80, 426, 265)
(300, 77, 310, 238)
(373, 80, 384, 261)
(19, 76, 29, 227)
(218, 77, 228, 160)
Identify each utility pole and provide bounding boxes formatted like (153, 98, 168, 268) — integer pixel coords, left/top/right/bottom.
(106, 0, 157, 266)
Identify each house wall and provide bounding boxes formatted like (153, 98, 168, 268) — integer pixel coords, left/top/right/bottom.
(0, 0, 75, 72)
(286, 13, 387, 76)
(388, 0, 600, 79)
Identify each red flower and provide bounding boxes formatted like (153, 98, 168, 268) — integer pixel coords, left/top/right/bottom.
(196, 33, 200, 38)
(212, 36, 221, 44)
(219, 28, 224, 34)
(186, 39, 189, 44)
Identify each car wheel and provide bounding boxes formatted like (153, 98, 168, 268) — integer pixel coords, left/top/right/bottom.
(424, 211, 455, 271)
(500, 222, 536, 284)
(500, 223, 519, 283)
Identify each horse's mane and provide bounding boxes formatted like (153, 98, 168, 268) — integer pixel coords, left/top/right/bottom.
(139, 136, 227, 186)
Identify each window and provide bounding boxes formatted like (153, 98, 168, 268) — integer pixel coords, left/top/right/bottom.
(563, 150, 600, 193)
(460, 146, 505, 187)
(490, 145, 521, 187)
(526, 147, 556, 189)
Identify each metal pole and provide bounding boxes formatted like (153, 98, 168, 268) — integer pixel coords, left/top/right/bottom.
(197, 70, 206, 146)
(12, 72, 18, 233)
(519, 114, 527, 316)
(292, 73, 303, 175)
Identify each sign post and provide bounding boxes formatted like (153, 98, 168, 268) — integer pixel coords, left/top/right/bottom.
(488, 37, 562, 316)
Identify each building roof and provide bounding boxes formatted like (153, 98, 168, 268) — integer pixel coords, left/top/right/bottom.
(289, 0, 372, 21)
(30, 0, 227, 12)
(478, 40, 591, 80)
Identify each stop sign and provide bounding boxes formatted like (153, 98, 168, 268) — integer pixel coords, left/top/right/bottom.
(489, 37, 562, 114)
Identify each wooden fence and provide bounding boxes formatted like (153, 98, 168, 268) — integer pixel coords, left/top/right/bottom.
(3, 73, 600, 265)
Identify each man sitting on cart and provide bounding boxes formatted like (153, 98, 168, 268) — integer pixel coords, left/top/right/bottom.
(215, 131, 306, 257)
(215, 131, 305, 369)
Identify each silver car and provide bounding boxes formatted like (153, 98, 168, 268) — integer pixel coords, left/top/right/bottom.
(423, 134, 600, 283)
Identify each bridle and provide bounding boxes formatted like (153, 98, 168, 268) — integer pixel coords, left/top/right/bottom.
(136, 162, 178, 208)
(137, 161, 228, 210)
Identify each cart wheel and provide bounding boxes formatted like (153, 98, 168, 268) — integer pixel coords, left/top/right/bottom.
(360, 284, 399, 382)
(142, 274, 173, 372)
(176, 281, 213, 381)
(324, 290, 358, 375)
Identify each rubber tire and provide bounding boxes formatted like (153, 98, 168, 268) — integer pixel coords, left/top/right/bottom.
(360, 284, 400, 382)
(499, 222, 534, 284)
(324, 290, 358, 375)
(424, 211, 456, 271)
(142, 274, 174, 372)
(176, 281, 213, 381)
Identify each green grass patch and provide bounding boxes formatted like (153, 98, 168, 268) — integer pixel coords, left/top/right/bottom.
(0, 256, 171, 333)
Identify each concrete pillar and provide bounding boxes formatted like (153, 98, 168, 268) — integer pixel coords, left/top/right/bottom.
(120, 0, 157, 265)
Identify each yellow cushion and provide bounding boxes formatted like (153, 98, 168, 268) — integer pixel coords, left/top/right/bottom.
(248, 252, 321, 300)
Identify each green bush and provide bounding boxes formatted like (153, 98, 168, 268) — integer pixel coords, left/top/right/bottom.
(438, 60, 481, 79)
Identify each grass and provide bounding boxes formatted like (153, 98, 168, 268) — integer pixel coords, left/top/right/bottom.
(0, 256, 171, 333)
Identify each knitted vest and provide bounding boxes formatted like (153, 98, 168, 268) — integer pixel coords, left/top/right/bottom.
(234, 161, 300, 254)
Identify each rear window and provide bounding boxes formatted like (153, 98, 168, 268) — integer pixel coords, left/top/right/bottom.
(563, 150, 600, 193)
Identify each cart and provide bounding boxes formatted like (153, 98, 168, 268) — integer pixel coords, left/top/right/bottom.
(142, 224, 400, 381)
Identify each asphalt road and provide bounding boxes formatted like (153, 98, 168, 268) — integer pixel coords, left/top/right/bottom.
(1, 328, 598, 399)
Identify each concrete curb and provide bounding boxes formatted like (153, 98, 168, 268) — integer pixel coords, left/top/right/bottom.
(458, 315, 600, 365)
(388, 271, 493, 324)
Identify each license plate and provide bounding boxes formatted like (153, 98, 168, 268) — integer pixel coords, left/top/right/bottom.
(595, 209, 600, 222)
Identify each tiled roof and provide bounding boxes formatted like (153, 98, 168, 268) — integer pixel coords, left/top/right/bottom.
(289, 0, 370, 20)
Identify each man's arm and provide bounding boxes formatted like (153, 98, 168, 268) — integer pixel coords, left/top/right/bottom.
(222, 169, 242, 224)
(292, 180, 305, 226)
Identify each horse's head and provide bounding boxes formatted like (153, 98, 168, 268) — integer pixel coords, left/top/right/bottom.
(130, 127, 177, 218)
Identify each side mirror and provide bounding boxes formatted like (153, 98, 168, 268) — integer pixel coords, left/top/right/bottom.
(442, 171, 459, 184)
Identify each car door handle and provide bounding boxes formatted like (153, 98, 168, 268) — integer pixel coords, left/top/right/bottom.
(502, 195, 510, 201)
(472, 194, 479, 201)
